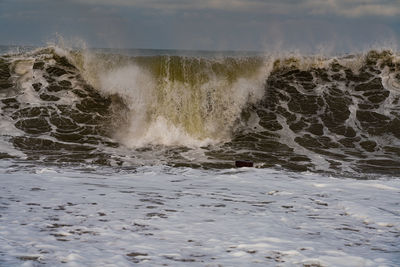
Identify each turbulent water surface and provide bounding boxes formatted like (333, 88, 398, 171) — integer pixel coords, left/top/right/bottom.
(0, 46, 400, 266)
(1, 45, 400, 176)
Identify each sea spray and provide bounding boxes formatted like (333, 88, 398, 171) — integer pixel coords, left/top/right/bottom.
(1, 45, 400, 174)
(75, 51, 272, 147)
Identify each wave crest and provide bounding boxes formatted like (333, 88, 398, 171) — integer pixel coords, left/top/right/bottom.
(1, 46, 400, 174)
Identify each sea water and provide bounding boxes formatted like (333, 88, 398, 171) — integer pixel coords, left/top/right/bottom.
(0, 45, 399, 266)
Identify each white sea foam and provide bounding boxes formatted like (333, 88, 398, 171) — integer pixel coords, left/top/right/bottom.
(77, 52, 272, 148)
(0, 163, 398, 266)
(2, 45, 400, 175)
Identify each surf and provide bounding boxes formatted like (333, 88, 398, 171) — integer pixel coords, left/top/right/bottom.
(0, 45, 400, 175)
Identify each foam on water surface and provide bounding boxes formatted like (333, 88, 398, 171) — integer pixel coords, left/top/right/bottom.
(1, 46, 400, 266)
(0, 164, 399, 266)
(1, 46, 400, 174)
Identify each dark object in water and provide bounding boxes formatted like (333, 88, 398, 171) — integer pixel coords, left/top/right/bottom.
(235, 160, 254, 168)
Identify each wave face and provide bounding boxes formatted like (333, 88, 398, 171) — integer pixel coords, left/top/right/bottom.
(1, 46, 400, 176)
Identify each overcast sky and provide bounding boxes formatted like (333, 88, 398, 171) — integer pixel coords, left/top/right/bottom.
(1, 0, 399, 53)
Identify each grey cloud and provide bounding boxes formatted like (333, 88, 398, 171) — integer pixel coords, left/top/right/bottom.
(304, 0, 400, 17)
(72, 0, 400, 17)
(0, 0, 399, 51)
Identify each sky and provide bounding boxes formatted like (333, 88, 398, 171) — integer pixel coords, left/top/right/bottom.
(0, 0, 399, 53)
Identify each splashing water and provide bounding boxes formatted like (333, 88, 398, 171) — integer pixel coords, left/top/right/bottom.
(1, 45, 400, 175)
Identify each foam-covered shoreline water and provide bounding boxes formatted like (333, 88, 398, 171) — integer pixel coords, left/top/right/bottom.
(0, 163, 399, 266)
(1, 45, 400, 266)
(1, 46, 400, 175)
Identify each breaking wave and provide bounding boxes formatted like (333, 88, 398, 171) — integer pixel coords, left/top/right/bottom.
(1, 45, 400, 175)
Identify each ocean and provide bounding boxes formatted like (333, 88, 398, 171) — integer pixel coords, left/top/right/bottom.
(0, 45, 399, 266)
